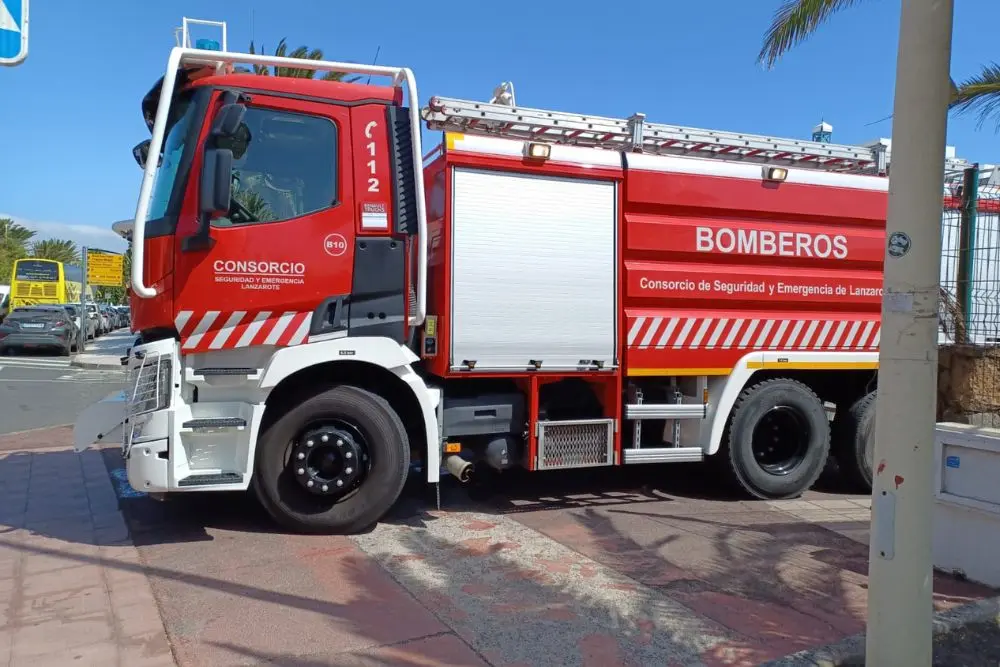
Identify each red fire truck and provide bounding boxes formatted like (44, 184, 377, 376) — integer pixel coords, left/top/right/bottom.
(74, 17, 955, 534)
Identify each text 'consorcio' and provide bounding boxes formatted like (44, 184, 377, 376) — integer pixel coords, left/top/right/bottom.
(213, 260, 307, 275)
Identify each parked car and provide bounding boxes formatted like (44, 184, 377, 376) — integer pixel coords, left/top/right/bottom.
(86, 303, 107, 336)
(115, 305, 131, 329)
(61, 303, 96, 340)
(0, 287, 9, 323)
(100, 305, 119, 331)
(0, 305, 79, 356)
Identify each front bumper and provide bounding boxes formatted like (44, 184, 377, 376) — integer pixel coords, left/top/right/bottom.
(0, 332, 70, 350)
(73, 337, 184, 493)
(73, 338, 175, 454)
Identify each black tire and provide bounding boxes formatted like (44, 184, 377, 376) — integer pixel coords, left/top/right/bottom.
(832, 390, 876, 492)
(252, 384, 410, 534)
(721, 378, 831, 499)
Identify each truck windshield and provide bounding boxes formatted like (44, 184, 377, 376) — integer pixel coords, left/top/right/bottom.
(147, 93, 197, 220)
(14, 260, 59, 282)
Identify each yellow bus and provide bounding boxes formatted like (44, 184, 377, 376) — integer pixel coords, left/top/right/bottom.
(9, 258, 86, 308)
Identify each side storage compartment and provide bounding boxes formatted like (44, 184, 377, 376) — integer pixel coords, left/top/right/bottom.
(449, 167, 618, 372)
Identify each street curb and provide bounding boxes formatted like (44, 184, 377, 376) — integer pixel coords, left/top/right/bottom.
(69, 358, 124, 370)
(760, 595, 1000, 666)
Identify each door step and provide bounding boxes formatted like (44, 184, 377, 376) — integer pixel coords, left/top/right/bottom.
(625, 403, 705, 419)
(181, 417, 247, 431)
(622, 447, 704, 464)
(192, 367, 260, 377)
(177, 472, 244, 487)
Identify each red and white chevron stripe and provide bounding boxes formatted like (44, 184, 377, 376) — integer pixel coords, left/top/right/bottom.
(626, 316, 881, 352)
(175, 310, 313, 352)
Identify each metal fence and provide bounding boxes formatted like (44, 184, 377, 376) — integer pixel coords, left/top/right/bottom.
(938, 164, 1000, 424)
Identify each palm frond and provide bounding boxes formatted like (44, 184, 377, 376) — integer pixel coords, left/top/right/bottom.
(246, 41, 270, 76)
(950, 63, 1000, 132)
(247, 37, 362, 82)
(758, 0, 867, 70)
(31, 239, 80, 265)
(320, 70, 363, 83)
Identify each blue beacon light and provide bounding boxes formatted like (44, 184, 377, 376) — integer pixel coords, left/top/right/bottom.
(196, 39, 221, 51)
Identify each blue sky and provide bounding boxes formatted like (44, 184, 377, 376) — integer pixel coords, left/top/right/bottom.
(1, 0, 999, 253)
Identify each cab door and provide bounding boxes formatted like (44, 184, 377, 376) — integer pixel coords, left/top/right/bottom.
(173, 91, 356, 354)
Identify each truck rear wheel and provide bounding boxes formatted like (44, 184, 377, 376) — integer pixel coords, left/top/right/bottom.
(253, 385, 410, 534)
(722, 378, 830, 500)
(832, 390, 876, 492)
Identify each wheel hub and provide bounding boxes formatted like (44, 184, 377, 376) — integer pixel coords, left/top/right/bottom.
(751, 406, 808, 475)
(290, 426, 364, 496)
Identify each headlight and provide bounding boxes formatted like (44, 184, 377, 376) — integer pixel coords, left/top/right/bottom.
(127, 354, 172, 415)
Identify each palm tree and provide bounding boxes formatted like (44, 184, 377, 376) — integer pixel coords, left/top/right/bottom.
(238, 39, 362, 82)
(758, 0, 1000, 129)
(31, 239, 80, 265)
(0, 218, 36, 283)
(0, 218, 34, 247)
(233, 184, 276, 222)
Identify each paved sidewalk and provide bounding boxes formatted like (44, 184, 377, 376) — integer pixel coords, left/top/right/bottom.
(71, 330, 135, 370)
(2, 432, 996, 667)
(0, 445, 173, 666)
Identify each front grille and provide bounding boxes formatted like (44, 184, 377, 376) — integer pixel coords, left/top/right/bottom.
(536, 419, 615, 470)
(12, 282, 57, 298)
(126, 354, 171, 416)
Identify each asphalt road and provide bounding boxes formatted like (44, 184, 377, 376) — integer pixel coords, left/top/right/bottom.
(0, 351, 125, 435)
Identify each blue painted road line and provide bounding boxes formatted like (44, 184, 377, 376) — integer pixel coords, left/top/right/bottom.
(109, 467, 147, 498)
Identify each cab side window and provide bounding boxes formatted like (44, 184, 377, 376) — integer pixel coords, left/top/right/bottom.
(214, 107, 338, 226)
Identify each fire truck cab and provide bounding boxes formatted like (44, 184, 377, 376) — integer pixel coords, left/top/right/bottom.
(75, 17, 918, 534)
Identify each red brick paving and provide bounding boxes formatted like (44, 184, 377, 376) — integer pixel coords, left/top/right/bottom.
(510, 492, 999, 665)
(2, 429, 997, 667)
(0, 426, 73, 453)
(0, 444, 174, 667)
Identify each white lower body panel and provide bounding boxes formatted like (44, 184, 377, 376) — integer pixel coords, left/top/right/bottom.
(449, 167, 618, 371)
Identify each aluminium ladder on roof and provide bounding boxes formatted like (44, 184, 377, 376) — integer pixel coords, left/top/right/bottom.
(423, 96, 895, 174)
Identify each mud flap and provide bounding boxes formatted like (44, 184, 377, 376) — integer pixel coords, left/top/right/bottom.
(73, 390, 127, 452)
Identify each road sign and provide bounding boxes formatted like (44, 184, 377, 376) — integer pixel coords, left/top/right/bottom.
(0, 0, 28, 67)
(87, 251, 125, 287)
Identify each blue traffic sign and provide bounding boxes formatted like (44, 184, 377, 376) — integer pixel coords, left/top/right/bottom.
(0, 0, 28, 66)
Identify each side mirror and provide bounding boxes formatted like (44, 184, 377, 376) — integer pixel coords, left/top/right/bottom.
(132, 139, 161, 170)
(200, 148, 234, 217)
(211, 103, 246, 138)
(183, 147, 232, 252)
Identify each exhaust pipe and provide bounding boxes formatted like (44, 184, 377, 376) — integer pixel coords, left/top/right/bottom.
(445, 454, 474, 483)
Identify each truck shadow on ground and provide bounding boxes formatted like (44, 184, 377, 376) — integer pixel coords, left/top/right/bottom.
(0, 448, 993, 667)
(94, 447, 855, 545)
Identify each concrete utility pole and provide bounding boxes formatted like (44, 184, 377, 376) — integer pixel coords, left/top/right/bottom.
(866, 0, 954, 664)
(78, 247, 89, 354)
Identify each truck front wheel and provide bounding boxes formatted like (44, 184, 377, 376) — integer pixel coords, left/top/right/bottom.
(722, 378, 830, 500)
(253, 385, 410, 534)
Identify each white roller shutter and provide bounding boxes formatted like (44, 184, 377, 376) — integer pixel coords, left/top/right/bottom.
(450, 167, 618, 371)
